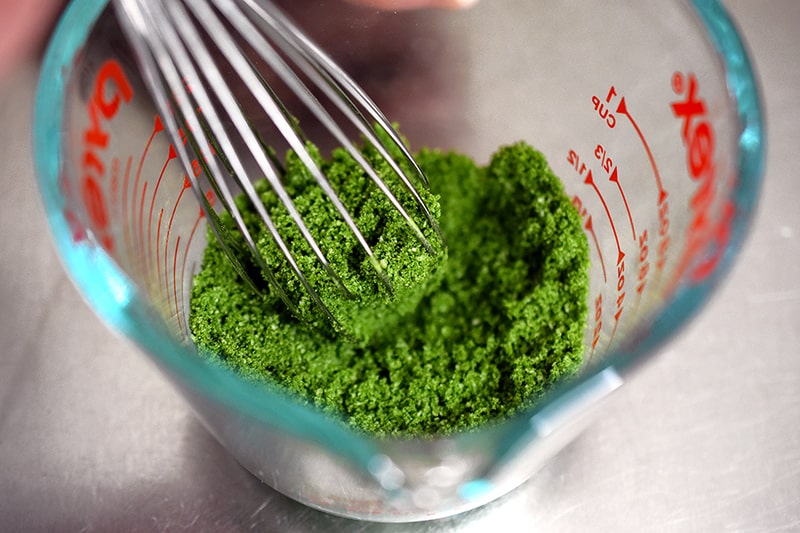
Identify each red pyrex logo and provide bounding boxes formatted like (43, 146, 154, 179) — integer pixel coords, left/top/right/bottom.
(669, 72, 735, 287)
(64, 59, 133, 252)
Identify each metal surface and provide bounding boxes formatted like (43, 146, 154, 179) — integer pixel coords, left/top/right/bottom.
(1, 1, 798, 530)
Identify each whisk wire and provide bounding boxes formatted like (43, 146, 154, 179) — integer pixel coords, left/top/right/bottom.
(183, 0, 388, 294)
(114, 0, 312, 318)
(244, 0, 432, 191)
(114, 0, 442, 324)
(230, 0, 441, 253)
(111, 0, 253, 293)
(192, 0, 400, 291)
(163, 0, 348, 321)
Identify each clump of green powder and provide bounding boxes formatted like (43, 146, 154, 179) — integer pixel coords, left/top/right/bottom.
(189, 141, 589, 437)
(215, 141, 446, 341)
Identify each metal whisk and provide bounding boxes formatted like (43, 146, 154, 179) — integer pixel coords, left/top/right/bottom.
(113, 0, 440, 323)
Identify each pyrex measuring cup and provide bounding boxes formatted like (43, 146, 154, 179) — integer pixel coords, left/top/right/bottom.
(33, 0, 763, 522)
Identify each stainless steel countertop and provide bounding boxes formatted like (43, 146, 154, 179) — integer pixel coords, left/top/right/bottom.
(1, 1, 798, 531)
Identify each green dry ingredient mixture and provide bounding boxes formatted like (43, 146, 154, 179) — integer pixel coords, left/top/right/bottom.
(189, 140, 590, 437)
(242, 142, 446, 341)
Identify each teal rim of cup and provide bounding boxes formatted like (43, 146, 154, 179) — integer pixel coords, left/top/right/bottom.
(33, 0, 764, 502)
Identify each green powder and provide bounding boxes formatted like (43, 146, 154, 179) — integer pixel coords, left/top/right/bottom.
(230, 141, 447, 342)
(189, 140, 590, 437)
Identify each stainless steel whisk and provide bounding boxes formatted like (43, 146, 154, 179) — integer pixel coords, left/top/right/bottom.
(113, 0, 440, 323)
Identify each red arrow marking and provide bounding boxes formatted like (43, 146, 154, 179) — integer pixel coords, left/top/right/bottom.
(147, 144, 177, 282)
(178, 212, 206, 338)
(616, 97, 668, 205)
(585, 215, 607, 283)
(163, 176, 192, 308)
(120, 156, 133, 253)
(608, 309, 622, 348)
(585, 169, 625, 265)
(156, 208, 164, 297)
(172, 236, 182, 337)
(127, 115, 165, 256)
(137, 182, 148, 272)
(609, 166, 637, 240)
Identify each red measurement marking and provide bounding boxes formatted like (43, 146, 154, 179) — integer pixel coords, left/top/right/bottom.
(591, 94, 617, 129)
(572, 195, 606, 283)
(609, 310, 621, 348)
(590, 292, 603, 359)
(118, 156, 133, 252)
(173, 236, 183, 337)
(137, 182, 148, 273)
(567, 149, 589, 177)
(127, 115, 164, 258)
(595, 143, 613, 174)
(167, 176, 192, 233)
(146, 145, 177, 282)
(636, 230, 650, 297)
(584, 160, 627, 345)
(584, 170, 625, 266)
(110, 158, 119, 209)
(595, 142, 636, 240)
(109, 156, 133, 213)
(613, 257, 626, 331)
(585, 215, 606, 283)
(179, 211, 206, 337)
(156, 208, 165, 298)
(81, 176, 111, 252)
(163, 231, 171, 315)
(616, 97, 668, 205)
(609, 166, 636, 241)
(657, 196, 670, 272)
(163, 176, 193, 315)
(121, 155, 134, 253)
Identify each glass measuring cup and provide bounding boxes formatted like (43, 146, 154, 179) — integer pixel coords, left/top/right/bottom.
(33, 0, 763, 522)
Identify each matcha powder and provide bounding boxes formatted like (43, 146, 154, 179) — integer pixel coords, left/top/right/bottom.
(189, 141, 590, 437)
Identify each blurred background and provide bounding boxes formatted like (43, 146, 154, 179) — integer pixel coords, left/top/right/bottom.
(0, 1, 798, 531)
